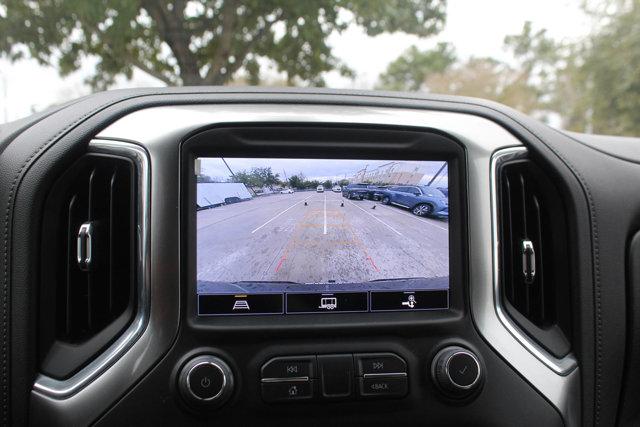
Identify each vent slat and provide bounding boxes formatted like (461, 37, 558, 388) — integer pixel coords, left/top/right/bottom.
(108, 168, 117, 315)
(503, 175, 515, 303)
(52, 156, 135, 343)
(499, 159, 568, 332)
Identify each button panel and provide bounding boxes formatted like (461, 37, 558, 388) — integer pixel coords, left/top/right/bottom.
(260, 352, 407, 403)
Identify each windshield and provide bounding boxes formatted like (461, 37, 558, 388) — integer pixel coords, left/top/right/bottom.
(420, 186, 446, 198)
(1, 0, 637, 137)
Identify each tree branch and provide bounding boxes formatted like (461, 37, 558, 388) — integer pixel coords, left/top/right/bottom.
(141, 0, 202, 84)
(205, 8, 285, 85)
(130, 58, 174, 86)
(203, 0, 239, 84)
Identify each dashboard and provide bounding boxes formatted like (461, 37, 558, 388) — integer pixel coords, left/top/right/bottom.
(1, 88, 639, 426)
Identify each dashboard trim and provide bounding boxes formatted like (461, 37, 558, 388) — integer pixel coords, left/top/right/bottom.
(32, 141, 152, 398)
(490, 147, 578, 375)
(29, 104, 579, 426)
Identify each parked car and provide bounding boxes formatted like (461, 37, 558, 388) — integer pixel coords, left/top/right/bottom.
(280, 188, 294, 194)
(316, 185, 324, 193)
(332, 185, 342, 192)
(437, 187, 448, 197)
(341, 183, 369, 199)
(365, 185, 388, 200)
(378, 185, 448, 218)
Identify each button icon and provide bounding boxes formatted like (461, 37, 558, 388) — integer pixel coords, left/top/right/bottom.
(372, 361, 384, 371)
(286, 365, 299, 374)
(288, 385, 298, 396)
(370, 382, 389, 391)
(232, 300, 250, 310)
(401, 294, 417, 308)
(318, 297, 338, 310)
(200, 377, 211, 388)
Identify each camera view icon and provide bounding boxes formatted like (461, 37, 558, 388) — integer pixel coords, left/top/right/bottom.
(318, 297, 338, 310)
(232, 300, 250, 311)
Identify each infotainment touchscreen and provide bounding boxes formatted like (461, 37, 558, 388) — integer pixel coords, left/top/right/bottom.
(195, 157, 450, 315)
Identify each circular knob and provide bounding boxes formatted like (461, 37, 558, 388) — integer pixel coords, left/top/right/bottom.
(431, 346, 482, 398)
(178, 355, 234, 408)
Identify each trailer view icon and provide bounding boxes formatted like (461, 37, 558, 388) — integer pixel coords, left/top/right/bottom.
(319, 296, 338, 310)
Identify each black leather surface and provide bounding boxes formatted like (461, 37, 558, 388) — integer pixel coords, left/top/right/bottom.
(1, 86, 636, 425)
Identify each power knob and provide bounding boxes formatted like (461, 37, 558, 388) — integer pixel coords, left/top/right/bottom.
(431, 346, 482, 398)
(178, 355, 234, 408)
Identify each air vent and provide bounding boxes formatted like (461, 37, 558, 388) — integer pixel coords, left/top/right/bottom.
(39, 154, 137, 379)
(497, 158, 572, 358)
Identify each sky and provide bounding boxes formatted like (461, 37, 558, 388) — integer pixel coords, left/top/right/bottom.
(0, 0, 591, 124)
(200, 157, 449, 186)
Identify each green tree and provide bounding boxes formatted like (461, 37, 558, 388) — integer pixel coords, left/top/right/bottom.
(288, 174, 304, 189)
(231, 170, 259, 187)
(565, 0, 640, 135)
(502, 4, 640, 135)
(376, 42, 456, 91)
(322, 179, 333, 189)
(251, 166, 280, 188)
(0, 0, 447, 89)
(423, 57, 541, 114)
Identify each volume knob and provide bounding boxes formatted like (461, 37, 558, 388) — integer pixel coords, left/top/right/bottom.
(431, 346, 482, 398)
(178, 355, 234, 408)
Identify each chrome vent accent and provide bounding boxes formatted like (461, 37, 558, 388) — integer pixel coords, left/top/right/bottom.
(40, 154, 137, 378)
(497, 157, 572, 358)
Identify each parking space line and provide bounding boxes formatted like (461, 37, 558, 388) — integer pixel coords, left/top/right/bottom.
(373, 202, 449, 231)
(346, 200, 403, 236)
(323, 194, 327, 235)
(251, 194, 313, 234)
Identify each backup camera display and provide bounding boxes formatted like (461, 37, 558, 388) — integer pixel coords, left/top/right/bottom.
(196, 157, 450, 315)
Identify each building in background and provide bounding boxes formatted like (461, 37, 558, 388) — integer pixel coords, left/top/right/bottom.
(351, 162, 428, 185)
(197, 182, 252, 210)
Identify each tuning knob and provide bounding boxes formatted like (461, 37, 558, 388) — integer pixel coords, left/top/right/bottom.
(178, 355, 234, 408)
(431, 346, 482, 398)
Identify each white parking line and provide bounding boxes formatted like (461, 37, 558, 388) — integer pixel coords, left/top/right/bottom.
(323, 194, 327, 235)
(251, 195, 313, 234)
(375, 202, 449, 232)
(346, 200, 403, 236)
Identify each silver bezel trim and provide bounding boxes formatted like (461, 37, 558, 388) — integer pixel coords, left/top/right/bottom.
(490, 147, 578, 375)
(444, 350, 481, 389)
(362, 372, 407, 379)
(186, 361, 227, 401)
(33, 141, 151, 398)
(261, 377, 310, 383)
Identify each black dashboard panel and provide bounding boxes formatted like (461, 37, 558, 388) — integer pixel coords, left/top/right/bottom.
(2, 87, 640, 426)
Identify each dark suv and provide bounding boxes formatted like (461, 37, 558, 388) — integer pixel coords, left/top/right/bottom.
(378, 185, 448, 218)
(341, 183, 370, 199)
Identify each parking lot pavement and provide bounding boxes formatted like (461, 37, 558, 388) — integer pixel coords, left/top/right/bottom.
(197, 191, 449, 289)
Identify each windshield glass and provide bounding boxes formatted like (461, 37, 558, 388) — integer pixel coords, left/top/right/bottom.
(1, 0, 637, 137)
(420, 186, 445, 198)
